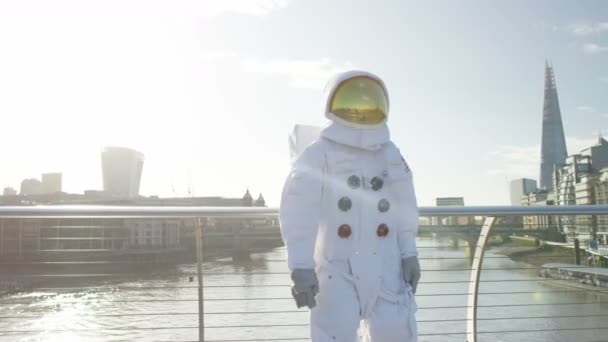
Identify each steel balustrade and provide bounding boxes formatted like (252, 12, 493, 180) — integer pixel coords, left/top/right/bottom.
(1, 205, 608, 341)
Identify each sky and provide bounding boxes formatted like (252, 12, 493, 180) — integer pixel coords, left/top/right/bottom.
(0, 0, 607, 206)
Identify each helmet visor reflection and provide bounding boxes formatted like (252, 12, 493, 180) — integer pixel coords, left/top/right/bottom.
(329, 76, 388, 125)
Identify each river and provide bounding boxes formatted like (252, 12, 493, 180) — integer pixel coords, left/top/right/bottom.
(1, 238, 607, 342)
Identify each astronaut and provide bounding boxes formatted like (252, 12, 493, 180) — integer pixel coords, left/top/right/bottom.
(280, 70, 420, 342)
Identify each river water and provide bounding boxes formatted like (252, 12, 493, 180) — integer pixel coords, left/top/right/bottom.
(1, 238, 607, 342)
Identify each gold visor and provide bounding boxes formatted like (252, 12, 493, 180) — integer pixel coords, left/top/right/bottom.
(329, 76, 388, 125)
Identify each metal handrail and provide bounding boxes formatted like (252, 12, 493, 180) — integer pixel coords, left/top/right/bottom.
(1, 204, 608, 217)
(2, 205, 608, 342)
(0, 205, 278, 217)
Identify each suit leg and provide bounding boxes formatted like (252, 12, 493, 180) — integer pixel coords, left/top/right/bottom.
(366, 292, 417, 342)
(311, 262, 361, 342)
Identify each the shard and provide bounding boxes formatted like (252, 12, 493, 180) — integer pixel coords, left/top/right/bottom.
(539, 61, 568, 191)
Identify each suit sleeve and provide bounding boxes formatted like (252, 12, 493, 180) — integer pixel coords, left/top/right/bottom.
(388, 143, 419, 258)
(397, 169, 419, 258)
(279, 142, 325, 270)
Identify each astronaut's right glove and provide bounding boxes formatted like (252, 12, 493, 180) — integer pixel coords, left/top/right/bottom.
(401, 256, 421, 294)
(290, 269, 319, 309)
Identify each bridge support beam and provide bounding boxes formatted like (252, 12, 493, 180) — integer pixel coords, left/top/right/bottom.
(464, 236, 478, 266)
(466, 216, 496, 342)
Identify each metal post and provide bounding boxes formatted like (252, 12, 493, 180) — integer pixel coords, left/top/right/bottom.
(194, 218, 204, 342)
(18, 219, 23, 259)
(89, 217, 94, 249)
(0, 218, 4, 256)
(37, 219, 41, 256)
(592, 215, 598, 241)
(101, 219, 105, 250)
(56, 218, 61, 249)
(574, 238, 581, 265)
(466, 216, 496, 342)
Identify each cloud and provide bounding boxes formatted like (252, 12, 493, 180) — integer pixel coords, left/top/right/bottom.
(487, 144, 539, 179)
(568, 136, 603, 153)
(600, 77, 608, 83)
(568, 23, 608, 55)
(241, 57, 355, 89)
(569, 22, 608, 35)
(578, 105, 597, 113)
(578, 106, 608, 117)
(583, 43, 608, 54)
(486, 136, 603, 179)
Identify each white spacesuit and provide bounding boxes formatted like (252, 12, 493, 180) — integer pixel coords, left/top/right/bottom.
(280, 70, 420, 342)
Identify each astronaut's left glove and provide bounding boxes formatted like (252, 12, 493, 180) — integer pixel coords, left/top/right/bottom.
(401, 256, 421, 294)
(290, 269, 319, 309)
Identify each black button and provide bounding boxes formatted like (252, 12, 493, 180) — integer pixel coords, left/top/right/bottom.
(338, 197, 352, 211)
(378, 199, 390, 213)
(347, 175, 361, 189)
(370, 177, 384, 191)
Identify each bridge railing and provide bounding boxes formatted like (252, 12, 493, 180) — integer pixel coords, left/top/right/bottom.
(1, 205, 608, 342)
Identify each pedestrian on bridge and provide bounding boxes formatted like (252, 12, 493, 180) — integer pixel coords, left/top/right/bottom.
(280, 70, 420, 342)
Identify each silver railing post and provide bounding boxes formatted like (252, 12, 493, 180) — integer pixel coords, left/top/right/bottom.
(194, 217, 205, 342)
(0, 218, 4, 256)
(466, 216, 496, 342)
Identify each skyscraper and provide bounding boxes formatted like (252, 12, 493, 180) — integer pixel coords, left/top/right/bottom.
(20, 178, 42, 196)
(434, 197, 470, 225)
(539, 61, 568, 191)
(41, 173, 62, 194)
(435, 197, 465, 206)
(101, 147, 144, 198)
(510, 178, 537, 205)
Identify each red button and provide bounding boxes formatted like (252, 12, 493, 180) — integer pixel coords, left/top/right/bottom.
(376, 224, 389, 237)
(338, 224, 352, 238)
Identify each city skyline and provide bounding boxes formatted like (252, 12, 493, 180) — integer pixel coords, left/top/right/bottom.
(0, 0, 607, 206)
(4, 127, 606, 204)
